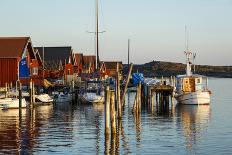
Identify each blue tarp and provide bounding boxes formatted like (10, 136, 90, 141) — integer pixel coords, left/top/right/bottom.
(132, 73, 144, 86)
(19, 58, 30, 78)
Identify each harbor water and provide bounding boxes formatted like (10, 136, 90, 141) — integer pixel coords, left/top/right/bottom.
(0, 78, 232, 154)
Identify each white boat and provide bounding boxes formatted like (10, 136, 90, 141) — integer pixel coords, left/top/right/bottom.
(80, 80, 104, 104)
(175, 50, 211, 105)
(35, 94, 54, 103)
(0, 98, 27, 109)
(54, 93, 72, 103)
(81, 92, 104, 104)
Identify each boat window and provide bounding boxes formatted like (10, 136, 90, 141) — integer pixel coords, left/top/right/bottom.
(197, 78, 201, 83)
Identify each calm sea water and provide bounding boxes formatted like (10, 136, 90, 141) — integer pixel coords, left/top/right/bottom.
(0, 78, 232, 155)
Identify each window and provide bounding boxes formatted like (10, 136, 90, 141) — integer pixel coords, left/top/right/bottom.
(197, 78, 201, 83)
(32, 67, 38, 75)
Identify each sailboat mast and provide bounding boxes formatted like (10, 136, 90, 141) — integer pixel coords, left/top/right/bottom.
(96, 0, 99, 70)
(128, 39, 130, 70)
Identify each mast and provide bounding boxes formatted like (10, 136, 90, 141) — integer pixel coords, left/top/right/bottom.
(43, 46, 45, 79)
(128, 39, 130, 70)
(96, 0, 99, 70)
(185, 26, 192, 76)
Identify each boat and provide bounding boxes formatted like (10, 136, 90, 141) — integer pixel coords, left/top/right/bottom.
(0, 97, 27, 110)
(175, 51, 211, 105)
(80, 80, 104, 104)
(54, 93, 72, 103)
(35, 94, 54, 103)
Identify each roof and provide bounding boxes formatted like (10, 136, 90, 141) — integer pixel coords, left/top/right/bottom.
(0, 37, 30, 58)
(35, 46, 72, 63)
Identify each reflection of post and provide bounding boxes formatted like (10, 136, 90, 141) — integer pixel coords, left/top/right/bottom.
(116, 118, 122, 154)
(110, 132, 116, 155)
(133, 108, 141, 147)
(104, 132, 110, 155)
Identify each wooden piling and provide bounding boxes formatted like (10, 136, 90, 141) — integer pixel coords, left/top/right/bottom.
(5, 83, 7, 98)
(105, 86, 110, 136)
(32, 82, 35, 104)
(19, 82, 22, 109)
(117, 71, 122, 119)
(110, 91, 116, 135)
(138, 82, 141, 113)
(29, 80, 33, 105)
(121, 63, 133, 106)
(132, 93, 137, 113)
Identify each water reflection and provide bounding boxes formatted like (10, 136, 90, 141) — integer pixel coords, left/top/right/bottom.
(176, 105, 211, 152)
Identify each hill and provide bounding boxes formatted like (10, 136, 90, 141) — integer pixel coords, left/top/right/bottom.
(123, 61, 232, 78)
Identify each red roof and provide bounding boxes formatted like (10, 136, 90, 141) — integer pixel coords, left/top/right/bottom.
(0, 37, 30, 58)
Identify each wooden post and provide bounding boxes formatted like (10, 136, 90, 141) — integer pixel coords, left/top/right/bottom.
(30, 80, 33, 105)
(138, 82, 141, 113)
(105, 86, 110, 136)
(19, 82, 22, 109)
(117, 71, 122, 119)
(121, 63, 133, 105)
(132, 93, 137, 113)
(5, 83, 7, 98)
(32, 82, 35, 104)
(15, 81, 18, 98)
(110, 91, 116, 135)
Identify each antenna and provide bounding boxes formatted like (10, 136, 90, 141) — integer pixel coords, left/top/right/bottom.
(185, 25, 189, 51)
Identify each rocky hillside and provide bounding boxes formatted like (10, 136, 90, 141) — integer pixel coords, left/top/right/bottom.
(123, 61, 232, 78)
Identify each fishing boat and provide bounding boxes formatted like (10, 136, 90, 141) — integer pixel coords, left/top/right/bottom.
(80, 80, 104, 104)
(175, 51, 211, 105)
(35, 94, 53, 104)
(0, 97, 27, 110)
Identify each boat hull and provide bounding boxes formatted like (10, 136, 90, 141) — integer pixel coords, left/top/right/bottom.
(80, 93, 104, 104)
(0, 98, 27, 109)
(35, 94, 53, 103)
(175, 91, 210, 105)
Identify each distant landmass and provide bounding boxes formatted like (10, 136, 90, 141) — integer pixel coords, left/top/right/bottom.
(123, 61, 232, 78)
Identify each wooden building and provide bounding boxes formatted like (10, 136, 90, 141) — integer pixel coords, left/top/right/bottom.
(82, 55, 96, 73)
(100, 61, 123, 78)
(73, 53, 84, 75)
(35, 46, 73, 79)
(0, 37, 42, 87)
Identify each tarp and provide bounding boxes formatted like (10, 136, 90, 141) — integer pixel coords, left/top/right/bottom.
(19, 57, 30, 78)
(132, 73, 144, 86)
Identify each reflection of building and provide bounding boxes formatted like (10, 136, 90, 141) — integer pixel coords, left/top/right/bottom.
(176, 105, 211, 152)
(0, 105, 53, 154)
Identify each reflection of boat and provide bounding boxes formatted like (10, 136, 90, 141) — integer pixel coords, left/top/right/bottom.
(54, 93, 72, 103)
(35, 94, 53, 103)
(175, 50, 211, 105)
(176, 105, 211, 151)
(80, 81, 104, 104)
(0, 98, 27, 109)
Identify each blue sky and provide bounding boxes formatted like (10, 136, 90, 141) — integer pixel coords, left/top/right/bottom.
(0, 0, 231, 65)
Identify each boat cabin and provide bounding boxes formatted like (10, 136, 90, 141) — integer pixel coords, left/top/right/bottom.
(176, 75, 207, 93)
